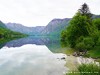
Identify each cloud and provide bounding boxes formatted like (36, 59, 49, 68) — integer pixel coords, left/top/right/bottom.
(0, 0, 100, 27)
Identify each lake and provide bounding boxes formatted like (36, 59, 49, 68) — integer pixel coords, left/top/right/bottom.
(0, 36, 67, 75)
(0, 36, 96, 75)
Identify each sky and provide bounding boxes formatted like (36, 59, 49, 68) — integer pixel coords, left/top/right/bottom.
(0, 0, 100, 27)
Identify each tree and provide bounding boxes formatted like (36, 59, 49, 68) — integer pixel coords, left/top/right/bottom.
(78, 3, 92, 18)
(61, 3, 98, 50)
(93, 18, 100, 30)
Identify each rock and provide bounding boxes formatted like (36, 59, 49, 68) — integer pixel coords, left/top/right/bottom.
(61, 57, 66, 60)
(73, 52, 78, 57)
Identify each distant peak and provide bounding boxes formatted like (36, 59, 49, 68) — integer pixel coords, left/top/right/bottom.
(51, 18, 71, 22)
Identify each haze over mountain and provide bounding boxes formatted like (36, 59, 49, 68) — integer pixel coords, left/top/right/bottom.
(5, 18, 71, 36)
(5, 23, 45, 35)
(92, 14, 100, 19)
(2, 14, 100, 36)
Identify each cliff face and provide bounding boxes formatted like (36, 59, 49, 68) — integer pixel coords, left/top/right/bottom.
(41, 18, 71, 36)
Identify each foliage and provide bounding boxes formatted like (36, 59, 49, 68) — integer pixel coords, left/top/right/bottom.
(86, 46, 100, 58)
(93, 18, 100, 30)
(61, 3, 100, 51)
(96, 37, 100, 46)
(0, 20, 27, 39)
(0, 28, 27, 39)
(75, 37, 95, 50)
(0, 26, 27, 49)
(78, 64, 100, 75)
(67, 63, 100, 75)
(78, 3, 92, 17)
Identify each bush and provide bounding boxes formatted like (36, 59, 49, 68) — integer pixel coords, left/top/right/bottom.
(83, 37, 95, 49)
(75, 42, 86, 50)
(93, 18, 100, 30)
(75, 37, 95, 50)
(78, 64, 100, 75)
(96, 37, 100, 46)
(66, 63, 100, 75)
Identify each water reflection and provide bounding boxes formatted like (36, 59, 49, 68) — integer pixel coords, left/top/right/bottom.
(0, 36, 96, 74)
(0, 44, 67, 75)
(0, 36, 62, 53)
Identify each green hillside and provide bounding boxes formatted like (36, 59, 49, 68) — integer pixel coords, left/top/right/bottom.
(0, 21, 6, 28)
(0, 28, 26, 38)
(0, 21, 27, 39)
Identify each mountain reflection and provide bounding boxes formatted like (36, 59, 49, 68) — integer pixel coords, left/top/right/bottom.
(0, 36, 63, 53)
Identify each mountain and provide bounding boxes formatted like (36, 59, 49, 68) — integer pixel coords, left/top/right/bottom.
(4, 36, 62, 53)
(42, 15, 100, 36)
(0, 21, 26, 39)
(5, 15, 100, 36)
(5, 23, 45, 35)
(92, 14, 100, 19)
(5, 18, 71, 36)
(41, 18, 71, 36)
(0, 21, 7, 28)
(41, 15, 100, 36)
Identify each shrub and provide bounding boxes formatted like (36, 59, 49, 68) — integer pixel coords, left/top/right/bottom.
(75, 37, 95, 50)
(78, 64, 100, 75)
(66, 63, 100, 75)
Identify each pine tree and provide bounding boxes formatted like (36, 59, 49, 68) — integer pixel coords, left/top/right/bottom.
(78, 3, 92, 17)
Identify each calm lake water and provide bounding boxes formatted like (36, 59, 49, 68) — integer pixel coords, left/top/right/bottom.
(0, 36, 96, 75)
(0, 36, 67, 75)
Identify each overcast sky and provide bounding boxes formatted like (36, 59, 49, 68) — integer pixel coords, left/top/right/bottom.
(0, 0, 100, 27)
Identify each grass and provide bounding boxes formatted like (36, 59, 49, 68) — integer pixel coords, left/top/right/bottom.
(64, 48, 75, 55)
(95, 59, 100, 62)
(78, 64, 100, 75)
(66, 63, 100, 75)
(64, 46, 100, 75)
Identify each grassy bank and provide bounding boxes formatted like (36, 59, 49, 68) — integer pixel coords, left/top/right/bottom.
(0, 28, 28, 49)
(66, 63, 100, 75)
(63, 47, 100, 62)
(63, 48, 100, 75)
